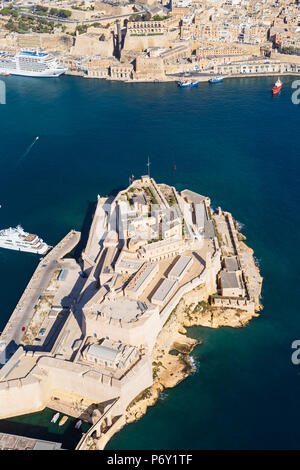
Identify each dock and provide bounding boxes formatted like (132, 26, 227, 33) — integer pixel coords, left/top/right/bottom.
(0, 230, 81, 363)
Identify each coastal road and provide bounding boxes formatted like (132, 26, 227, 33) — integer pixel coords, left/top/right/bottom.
(13, 8, 147, 25)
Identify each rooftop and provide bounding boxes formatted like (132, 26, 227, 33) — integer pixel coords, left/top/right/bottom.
(97, 298, 150, 322)
(151, 278, 178, 303)
(224, 256, 240, 271)
(220, 271, 240, 289)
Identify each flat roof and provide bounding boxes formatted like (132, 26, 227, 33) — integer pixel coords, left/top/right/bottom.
(224, 256, 239, 271)
(127, 262, 158, 293)
(97, 298, 149, 322)
(220, 271, 240, 289)
(168, 256, 192, 280)
(204, 219, 215, 240)
(181, 189, 207, 204)
(87, 343, 119, 362)
(194, 202, 206, 229)
(117, 258, 143, 270)
(152, 279, 178, 302)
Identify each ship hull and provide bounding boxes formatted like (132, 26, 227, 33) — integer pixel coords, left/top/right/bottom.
(0, 242, 50, 255)
(4, 70, 67, 78)
(0, 50, 68, 78)
(272, 86, 282, 95)
(178, 81, 199, 87)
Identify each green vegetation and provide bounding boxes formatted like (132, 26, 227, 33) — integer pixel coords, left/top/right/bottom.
(35, 5, 48, 15)
(0, 7, 69, 33)
(125, 192, 134, 207)
(127, 387, 152, 409)
(144, 186, 158, 205)
(128, 13, 169, 22)
(168, 192, 176, 206)
(212, 218, 223, 248)
(0, 7, 18, 17)
(99, 33, 105, 41)
(163, 304, 178, 327)
(152, 14, 169, 21)
(49, 8, 72, 18)
(75, 24, 88, 35)
(181, 218, 186, 237)
(4, 14, 55, 33)
(280, 46, 300, 56)
(130, 33, 164, 37)
(128, 13, 150, 22)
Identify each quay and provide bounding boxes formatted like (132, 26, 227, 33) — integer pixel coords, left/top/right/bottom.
(0, 230, 81, 362)
(0, 432, 63, 450)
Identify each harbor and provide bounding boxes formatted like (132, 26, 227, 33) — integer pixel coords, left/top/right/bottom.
(0, 75, 299, 450)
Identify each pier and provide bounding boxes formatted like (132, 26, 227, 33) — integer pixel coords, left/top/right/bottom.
(0, 230, 81, 363)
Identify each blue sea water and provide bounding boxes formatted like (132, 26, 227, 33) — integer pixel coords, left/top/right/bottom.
(0, 75, 299, 449)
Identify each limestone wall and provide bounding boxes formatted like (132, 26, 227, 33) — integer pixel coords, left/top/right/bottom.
(70, 34, 114, 57)
(0, 375, 48, 419)
(159, 251, 221, 325)
(124, 34, 171, 52)
(84, 306, 161, 353)
(0, 351, 153, 420)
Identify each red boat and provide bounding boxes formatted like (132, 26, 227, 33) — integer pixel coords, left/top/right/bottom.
(272, 78, 282, 95)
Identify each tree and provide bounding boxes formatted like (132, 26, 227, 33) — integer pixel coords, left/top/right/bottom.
(142, 12, 151, 21)
(99, 34, 105, 41)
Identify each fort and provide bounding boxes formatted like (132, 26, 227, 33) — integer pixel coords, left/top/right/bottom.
(0, 175, 263, 450)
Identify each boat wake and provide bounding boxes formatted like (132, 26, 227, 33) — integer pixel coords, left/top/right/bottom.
(254, 256, 262, 269)
(236, 220, 245, 231)
(17, 136, 39, 165)
(159, 391, 169, 402)
(189, 356, 198, 374)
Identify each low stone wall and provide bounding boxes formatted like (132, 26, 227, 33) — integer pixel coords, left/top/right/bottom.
(211, 296, 255, 313)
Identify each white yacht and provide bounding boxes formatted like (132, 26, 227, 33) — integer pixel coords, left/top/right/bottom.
(0, 50, 68, 77)
(0, 226, 50, 254)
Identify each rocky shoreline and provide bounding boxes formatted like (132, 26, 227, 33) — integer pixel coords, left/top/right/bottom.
(125, 239, 262, 424)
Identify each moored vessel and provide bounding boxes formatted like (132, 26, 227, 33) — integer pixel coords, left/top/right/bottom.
(209, 76, 223, 83)
(272, 78, 282, 95)
(0, 225, 51, 254)
(0, 50, 67, 78)
(178, 79, 199, 88)
(51, 412, 60, 424)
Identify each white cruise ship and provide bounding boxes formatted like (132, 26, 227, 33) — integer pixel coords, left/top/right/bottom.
(0, 226, 50, 254)
(0, 50, 68, 77)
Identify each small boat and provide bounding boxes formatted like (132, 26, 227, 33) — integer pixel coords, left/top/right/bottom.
(209, 76, 223, 83)
(0, 72, 10, 76)
(178, 80, 199, 88)
(272, 78, 282, 95)
(58, 415, 68, 426)
(51, 412, 60, 423)
(75, 420, 82, 429)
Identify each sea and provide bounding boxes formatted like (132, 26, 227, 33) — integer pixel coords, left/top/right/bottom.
(0, 75, 299, 449)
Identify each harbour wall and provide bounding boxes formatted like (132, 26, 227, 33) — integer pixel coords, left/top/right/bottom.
(0, 349, 153, 420)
